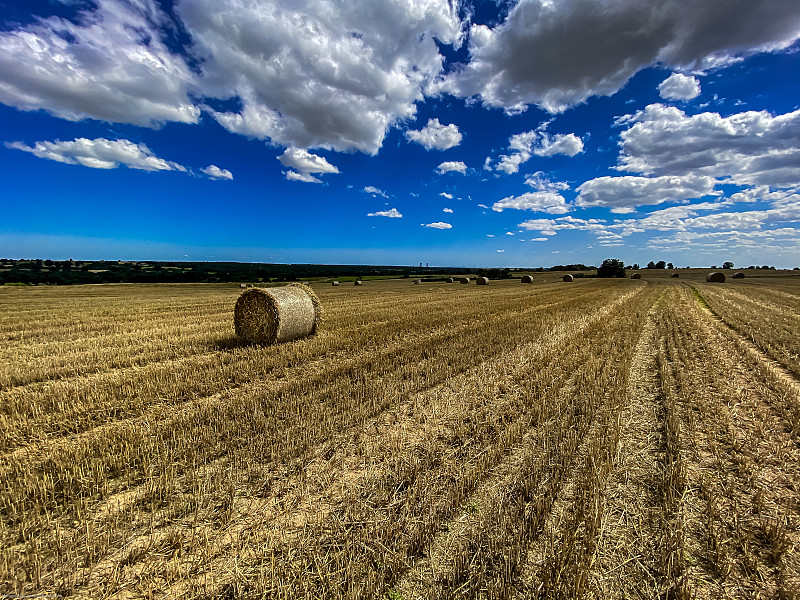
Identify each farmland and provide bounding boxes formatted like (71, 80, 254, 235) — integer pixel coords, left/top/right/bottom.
(1, 272, 799, 599)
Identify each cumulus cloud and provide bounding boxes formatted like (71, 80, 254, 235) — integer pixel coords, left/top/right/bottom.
(658, 73, 701, 100)
(202, 165, 233, 180)
(524, 171, 570, 192)
(0, 0, 199, 127)
(423, 221, 452, 229)
(575, 174, 718, 209)
(494, 124, 583, 174)
(443, 207, 454, 213)
(492, 191, 570, 214)
(406, 118, 462, 150)
(183, 0, 463, 154)
(367, 208, 402, 217)
(364, 185, 388, 198)
(436, 160, 468, 174)
(278, 147, 339, 183)
(617, 104, 800, 188)
(440, 0, 800, 113)
(7, 137, 187, 172)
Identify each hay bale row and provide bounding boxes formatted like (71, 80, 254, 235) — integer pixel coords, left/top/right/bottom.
(234, 283, 321, 345)
(562, 274, 574, 282)
(706, 272, 726, 283)
(631, 273, 641, 279)
(732, 272, 745, 279)
(521, 275, 533, 284)
(476, 276, 489, 285)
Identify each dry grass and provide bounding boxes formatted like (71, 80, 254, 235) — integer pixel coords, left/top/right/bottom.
(1, 275, 798, 598)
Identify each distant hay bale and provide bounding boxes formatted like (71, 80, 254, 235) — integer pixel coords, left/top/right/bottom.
(706, 272, 726, 283)
(521, 275, 534, 283)
(413, 279, 421, 284)
(460, 277, 470, 284)
(446, 277, 454, 283)
(234, 283, 321, 345)
(476, 276, 489, 285)
(562, 274, 574, 282)
(354, 280, 363, 285)
(732, 272, 745, 279)
(331, 281, 339, 286)
(631, 273, 641, 279)
(671, 273, 679, 278)
(239, 283, 247, 288)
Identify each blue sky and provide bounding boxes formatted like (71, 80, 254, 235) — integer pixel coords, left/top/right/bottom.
(1, 0, 799, 268)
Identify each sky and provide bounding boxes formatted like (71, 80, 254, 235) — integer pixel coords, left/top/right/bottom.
(1, 0, 799, 268)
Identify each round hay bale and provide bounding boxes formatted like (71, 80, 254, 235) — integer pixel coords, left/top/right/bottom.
(460, 277, 470, 284)
(631, 273, 641, 279)
(706, 272, 726, 283)
(354, 279, 363, 285)
(732, 272, 745, 279)
(476, 276, 489, 285)
(562, 274, 574, 282)
(671, 273, 679, 278)
(446, 277, 454, 283)
(239, 283, 247, 288)
(234, 283, 321, 345)
(413, 279, 421, 284)
(331, 281, 339, 286)
(521, 275, 534, 283)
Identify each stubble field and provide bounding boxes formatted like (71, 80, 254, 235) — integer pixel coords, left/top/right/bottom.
(1, 271, 799, 599)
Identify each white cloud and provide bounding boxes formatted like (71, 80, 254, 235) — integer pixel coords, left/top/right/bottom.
(658, 73, 701, 101)
(439, 192, 453, 199)
(278, 147, 339, 183)
(494, 124, 583, 174)
(477, 203, 489, 209)
(364, 185, 388, 198)
(575, 174, 718, 209)
(7, 137, 187, 172)
(183, 0, 462, 154)
(436, 160, 468, 174)
(505, 231, 514, 235)
(617, 104, 800, 188)
(439, 0, 800, 113)
(202, 165, 233, 180)
(524, 171, 570, 192)
(424, 221, 452, 229)
(406, 118, 462, 150)
(367, 208, 402, 218)
(486, 234, 495, 237)
(492, 191, 571, 214)
(0, 0, 199, 127)
(530, 237, 548, 241)
(443, 207, 454, 213)
(497, 249, 504, 252)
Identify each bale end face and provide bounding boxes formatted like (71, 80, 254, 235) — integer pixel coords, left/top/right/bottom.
(706, 272, 726, 283)
(234, 283, 322, 345)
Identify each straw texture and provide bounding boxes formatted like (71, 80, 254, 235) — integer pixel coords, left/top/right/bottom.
(234, 283, 322, 345)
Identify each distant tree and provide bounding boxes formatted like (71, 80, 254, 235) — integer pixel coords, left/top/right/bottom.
(667, 262, 674, 269)
(597, 258, 626, 278)
(723, 261, 734, 269)
(762, 265, 770, 270)
(632, 263, 640, 270)
(711, 265, 717, 269)
(655, 260, 666, 269)
(646, 261, 656, 269)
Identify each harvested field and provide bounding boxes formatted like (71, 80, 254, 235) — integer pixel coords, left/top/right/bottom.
(1, 275, 799, 599)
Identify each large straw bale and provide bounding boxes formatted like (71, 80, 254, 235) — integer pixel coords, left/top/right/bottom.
(631, 273, 641, 279)
(671, 273, 679, 278)
(331, 281, 339, 286)
(234, 283, 322, 344)
(354, 280, 363, 285)
(706, 272, 726, 283)
(521, 275, 534, 283)
(460, 277, 470, 284)
(239, 283, 247, 288)
(476, 276, 489, 285)
(413, 279, 421, 284)
(732, 272, 745, 279)
(446, 277, 454, 283)
(562, 274, 574, 282)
